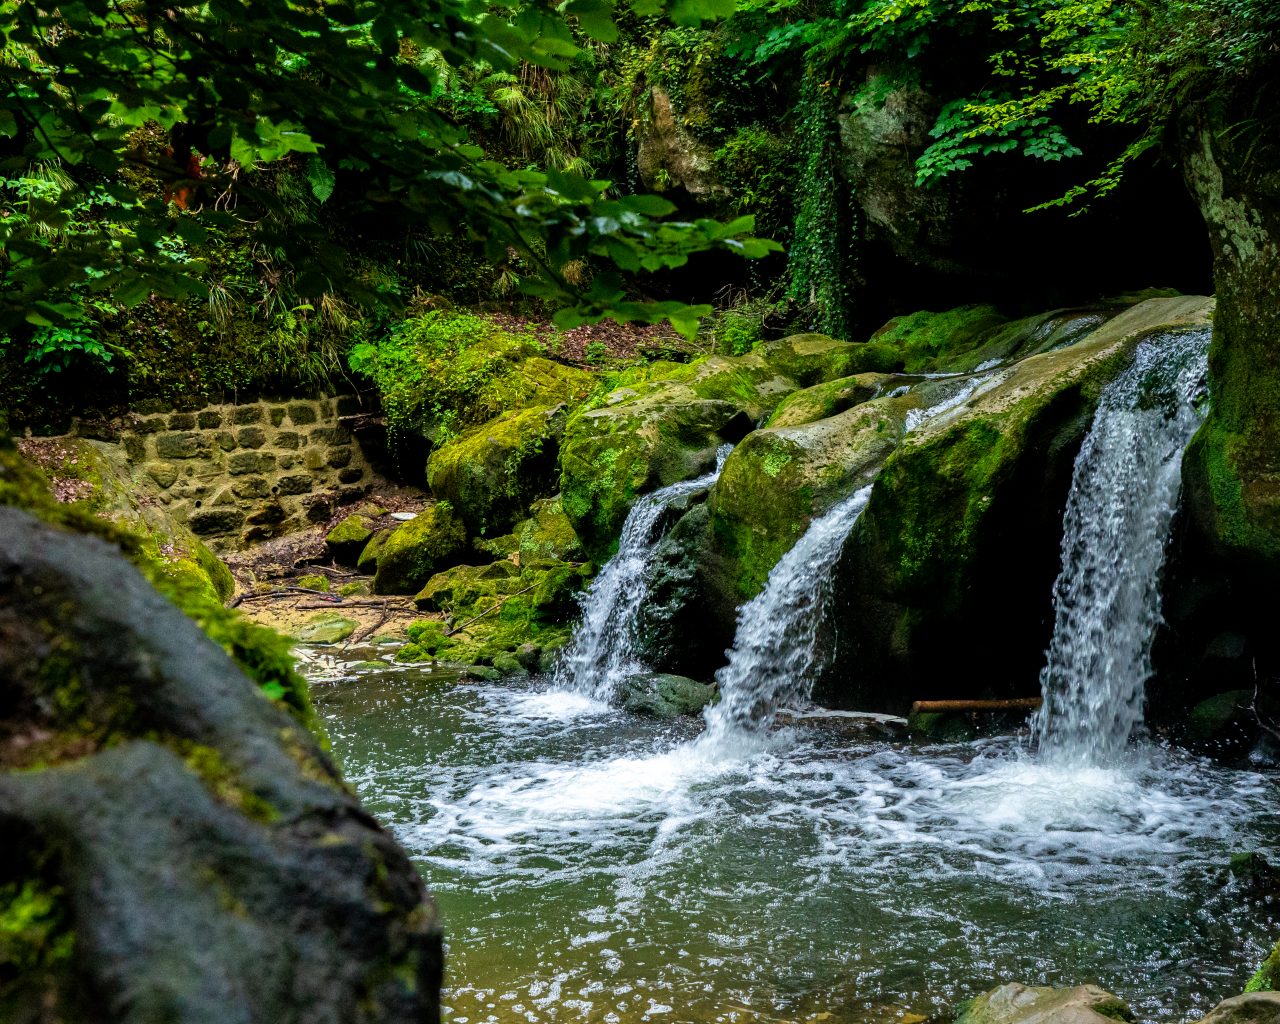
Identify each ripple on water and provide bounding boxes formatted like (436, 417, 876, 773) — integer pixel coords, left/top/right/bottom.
(307, 658, 1280, 1024)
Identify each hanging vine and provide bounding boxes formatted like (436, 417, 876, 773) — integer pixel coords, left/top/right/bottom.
(784, 68, 861, 340)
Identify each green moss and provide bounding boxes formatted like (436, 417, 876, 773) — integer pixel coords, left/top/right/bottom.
(0, 868, 75, 1019)
(180, 742, 280, 824)
(372, 504, 468, 595)
(296, 574, 329, 592)
(870, 305, 1010, 374)
(767, 374, 888, 428)
(1246, 941, 1280, 992)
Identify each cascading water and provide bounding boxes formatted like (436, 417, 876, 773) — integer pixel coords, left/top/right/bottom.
(703, 485, 873, 740)
(1034, 328, 1211, 765)
(553, 445, 732, 701)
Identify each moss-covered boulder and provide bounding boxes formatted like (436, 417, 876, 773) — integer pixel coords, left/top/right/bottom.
(356, 529, 391, 575)
(11, 436, 233, 604)
(372, 504, 468, 595)
(294, 613, 357, 644)
(0, 507, 441, 1022)
(766, 373, 894, 429)
(1193, 993, 1280, 1024)
(758, 334, 888, 386)
(832, 295, 1214, 711)
(427, 405, 566, 537)
(623, 673, 718, 718)
(559, 353, 799, 561)
(476, 496, 585, 563)
(326, 514, 377, 565)
(409, 558, 587, 667)
(955, 984, 1134, 1024)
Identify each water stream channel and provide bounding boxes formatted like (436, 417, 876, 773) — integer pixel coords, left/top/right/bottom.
(305, 329, 1280, 1024)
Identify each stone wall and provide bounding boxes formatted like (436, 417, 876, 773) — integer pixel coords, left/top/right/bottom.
(79, 394, 373, 550)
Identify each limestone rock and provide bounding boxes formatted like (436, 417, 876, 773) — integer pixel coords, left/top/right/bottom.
(1193, 993, 1280, 1024)
(623, 672, 718, 718)
(326, 513, 378, 565)
(427, 405, 566, 537)
(559, 353, 797, 561)
(835, 295, 1215, 710)
(0, 507, 442, 1023)
(635, 86, 726, 201)
(955, 984, 1134, 1024)
(767, 374, 894, 429)
(372, 504, 468, 595)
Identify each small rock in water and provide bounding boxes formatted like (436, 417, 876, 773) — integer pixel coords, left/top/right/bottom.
(624, 672, 717, 719)
(956, 983, 1134, 1024)
(1193, 993, 1280, 1024)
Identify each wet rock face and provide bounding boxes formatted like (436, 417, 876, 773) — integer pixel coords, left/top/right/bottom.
(0, 508, 442, 1023)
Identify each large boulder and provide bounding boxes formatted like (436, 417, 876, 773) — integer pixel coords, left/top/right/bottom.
(831, 295, 1214, 711)
(427, 404, 566, 537)
(1193, 993, 1280, 1024)
(955, 984, 1134, 1024)
(622, 672, 718, 718)
(635, 86, 726, 202)
(372, 504, 468, 595)
(325, 513, 377, 565)
(558, 353, 798, 561)
(0, 507, 441, 1022)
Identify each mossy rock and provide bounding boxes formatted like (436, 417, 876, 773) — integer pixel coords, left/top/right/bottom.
(491, 651, 529, 677)
(759, 333, 892, 386)
(766, 373, 895, 429)
(356, 529, 391, 575)
(338, 580, 371, 598)
(326, 514, 377, 565)
(1247, 941, 1280, 993)
(475, 496, 585, 563)
(834, 295, 1215, 711)
(906, 711, 979, 743)
(372, 504, 468, 595)
(955, 984, 1134, 1024)
(427, 405, 566, 536)
(559, 352, 798, 561)
(0, 506, 442, 1020)
(294, 613, 357, 644)
(870, 304, 1009, 374)
(404, 620, 456, 657)
(296, 573, 329, 592)
(623, 673, 717, 718)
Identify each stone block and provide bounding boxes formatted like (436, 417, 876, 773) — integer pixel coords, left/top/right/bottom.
(277, 475, 313, 496)
(247, 502, 286, 525)
(338, 467, 365, 484)
(319, 400, 335, 419)
(326, 447, 352, 469)
(122, 436, 147, 462)
(197, 410, 222, 429)
(154, 432, 206, 459)
(189, 509, 245, 535)
(288, 403, 318, 426)
(132, 416, 167, 435)
(167, 412, 197, 430)
(237, 426, 267, 449)
(233, 477, 272, 500)
(277, 453, 297, 470)
(336, 395, 363, 416)
(303, 448, 327, 471)
(211, 488, 237, 507)
(310, 426, 352, 446)
(231, 404, 264, 425)
(228, 452, 276, 476)
(146, 462, 179, 489)
(214, 431, 237, 452)
(269, 406, 287, 426)
(276, 432, 302, 450)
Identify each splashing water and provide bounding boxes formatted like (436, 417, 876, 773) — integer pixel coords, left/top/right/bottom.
(554, 446, 732, 701)
(703, 486, 873, 742)
(1034, 329, 1210, 765)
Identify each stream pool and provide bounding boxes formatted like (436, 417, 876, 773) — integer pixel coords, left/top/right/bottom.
(306, 649, 1280, 1024)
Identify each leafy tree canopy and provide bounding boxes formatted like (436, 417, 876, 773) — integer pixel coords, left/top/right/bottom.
(0, 0, 779, 341)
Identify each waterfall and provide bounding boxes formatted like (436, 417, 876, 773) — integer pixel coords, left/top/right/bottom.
(554, 446, 732, 700)
(703, 485, 873, 739)
(1034, 329, 1210, 765)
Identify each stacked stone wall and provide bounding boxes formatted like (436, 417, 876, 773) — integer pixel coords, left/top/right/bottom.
(72, 394, 373, 550)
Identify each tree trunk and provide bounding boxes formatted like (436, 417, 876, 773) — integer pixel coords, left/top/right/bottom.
(1179, 86, 1280, 572)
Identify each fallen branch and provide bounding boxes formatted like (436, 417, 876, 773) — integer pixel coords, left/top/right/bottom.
(910, 698, 1042, 714)
(444, 583, 540, 637)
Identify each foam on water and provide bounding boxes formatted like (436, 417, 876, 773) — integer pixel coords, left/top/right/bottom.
(553, 445, 732, 701)
(310, 659, 1280, 1023)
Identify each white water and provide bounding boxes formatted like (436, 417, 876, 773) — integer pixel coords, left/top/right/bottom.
(704, 486, 873, 741)
(1034, 329, 1210, 765)
(553, 446, 732, 701)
